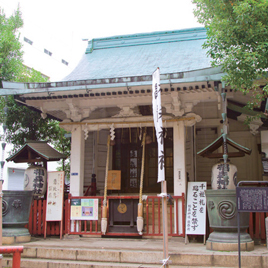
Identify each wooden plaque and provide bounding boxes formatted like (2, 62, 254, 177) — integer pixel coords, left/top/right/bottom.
(107, 170, 121, 190)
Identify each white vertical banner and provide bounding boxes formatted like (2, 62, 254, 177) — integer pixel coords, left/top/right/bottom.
(152, 68, 165, 183)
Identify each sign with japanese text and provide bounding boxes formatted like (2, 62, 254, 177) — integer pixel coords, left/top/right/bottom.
(107, 170, 121, 190)
(46, 171, 65, 221)
(237, 187, 268, 212)
(186, 182, 207, 235)
(70, 198, 99, 220)
(152, 68, 165, 183)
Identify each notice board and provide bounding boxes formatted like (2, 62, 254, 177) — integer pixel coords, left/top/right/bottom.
(237, 187, 268, 212)
(46, 171, 65, 221)
(70, 198, 99, 220)
(186, 181, 207, 235)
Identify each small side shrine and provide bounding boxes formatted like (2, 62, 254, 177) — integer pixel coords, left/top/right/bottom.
(6, 141, 67, 197)
(2, 141, 66, 244)
(6, 140, 67, 168)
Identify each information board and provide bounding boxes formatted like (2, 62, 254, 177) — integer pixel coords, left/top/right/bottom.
(46, 171, 64, 221)
(237, 187, 268, 212)
(236, 183, 268, 268)
(186, 182, 207, 235)
(70, 198, 99, 220)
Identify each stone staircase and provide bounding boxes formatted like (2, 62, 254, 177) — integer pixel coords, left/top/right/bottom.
(2, 237, 268, 268)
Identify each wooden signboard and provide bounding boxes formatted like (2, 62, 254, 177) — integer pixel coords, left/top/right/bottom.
(107, 170, 121, 190)
(185, 182, 207, 243)
(44, 171, 65, 239)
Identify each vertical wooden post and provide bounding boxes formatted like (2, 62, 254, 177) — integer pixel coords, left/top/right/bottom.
(101, 135, 110, 234)
(137, 132, 146, 234)
(161, 180, 169, 268)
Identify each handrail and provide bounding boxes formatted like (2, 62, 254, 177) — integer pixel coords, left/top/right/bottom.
(0, 246, 23, 268)
(237, 181, 268, 187)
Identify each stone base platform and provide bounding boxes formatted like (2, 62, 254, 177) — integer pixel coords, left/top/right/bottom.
(2, 227, 31, 245)
(206, 231, 254, 251)
(3, 235, 31, 245)
(206, 240, 255, 251)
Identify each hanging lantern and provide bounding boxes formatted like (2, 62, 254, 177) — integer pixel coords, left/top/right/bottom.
(24, 164, 47, 197)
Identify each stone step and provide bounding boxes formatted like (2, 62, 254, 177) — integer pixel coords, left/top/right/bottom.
(3, 245, 268, 268)
(7, 247, 164, 265)
(2, 257, 239, 268)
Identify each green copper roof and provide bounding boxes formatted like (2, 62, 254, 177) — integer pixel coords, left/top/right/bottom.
(64, 27, 212, 81)
(197, 134, 252, 158)
(85, 28, 207, 53)
(0, 27, 224, 96)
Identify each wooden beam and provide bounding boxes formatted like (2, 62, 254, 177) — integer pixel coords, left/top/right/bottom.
(12, 159, 43, 163)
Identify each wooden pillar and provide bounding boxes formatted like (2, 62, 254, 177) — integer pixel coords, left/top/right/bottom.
(173, 121, 186, 234)
(70, 125, 85, 196)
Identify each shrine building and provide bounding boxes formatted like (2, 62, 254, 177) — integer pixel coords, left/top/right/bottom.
(1, 27, 265, 235)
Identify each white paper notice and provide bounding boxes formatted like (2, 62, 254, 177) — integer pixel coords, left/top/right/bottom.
(46, 171, 64, 221)
(186, 181, 207, 235)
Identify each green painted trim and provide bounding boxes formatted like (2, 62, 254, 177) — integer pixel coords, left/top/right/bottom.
(85, 27, 207, 53)
(197, 135, 222, 155)
(227, 102, 266, 119)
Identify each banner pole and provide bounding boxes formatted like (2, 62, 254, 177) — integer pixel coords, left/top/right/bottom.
(152, 67, 170, 267)
(161, 180, 169, 268)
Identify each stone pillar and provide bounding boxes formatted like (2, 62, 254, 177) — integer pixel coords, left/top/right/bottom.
(173, 121, 186, 234)
(70, 125, 85, 196)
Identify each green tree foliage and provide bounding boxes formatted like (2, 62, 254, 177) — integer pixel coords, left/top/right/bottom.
(192, 0, 268, 108)
(0, 7, 70, 179)
(0, 7, 23, 123)
(0, 7, 23, 83)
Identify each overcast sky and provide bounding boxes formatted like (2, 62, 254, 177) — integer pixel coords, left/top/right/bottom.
(1, 0, 203, 66)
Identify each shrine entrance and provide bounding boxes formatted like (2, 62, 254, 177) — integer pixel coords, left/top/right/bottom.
(101, 127, 173, 235)
(111, 127, 174, 194)
(108, 197, 139, 234)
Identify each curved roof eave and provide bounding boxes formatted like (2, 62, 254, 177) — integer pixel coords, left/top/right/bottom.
(0, 66, 224, 96)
